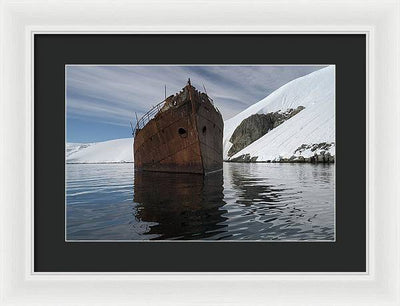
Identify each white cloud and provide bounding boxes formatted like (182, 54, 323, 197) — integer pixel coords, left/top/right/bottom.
(66, 65, 325, 127)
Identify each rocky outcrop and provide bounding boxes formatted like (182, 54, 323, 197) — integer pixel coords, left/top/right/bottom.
(228, 106, 305, 157)
(293, 142, 334, 155)
(277, 151, 334, 163)
(228, 142, 335, 163)
(229, 152, 334, 163)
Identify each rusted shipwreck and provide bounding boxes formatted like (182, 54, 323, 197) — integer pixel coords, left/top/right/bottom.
(134, 80, 223, 175)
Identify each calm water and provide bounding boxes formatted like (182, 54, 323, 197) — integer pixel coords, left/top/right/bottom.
(66, 163, 334, 241)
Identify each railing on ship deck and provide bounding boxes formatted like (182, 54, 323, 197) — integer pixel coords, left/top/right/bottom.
(135, 99, 166, 132)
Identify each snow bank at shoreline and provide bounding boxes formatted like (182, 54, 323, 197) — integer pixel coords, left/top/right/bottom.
(66, 138, 133, 163)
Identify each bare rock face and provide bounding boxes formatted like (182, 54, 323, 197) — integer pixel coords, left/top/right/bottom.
(294, 142, 334, 155)
(228, 106, 305, 157)
(228, 141, 335, 163)
(293, 142, 335, 163)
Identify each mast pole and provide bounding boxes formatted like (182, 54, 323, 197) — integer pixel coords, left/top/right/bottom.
(135, 112, 139, 128)
(130, 121, 134, 136)
(203, 83, 208, 95)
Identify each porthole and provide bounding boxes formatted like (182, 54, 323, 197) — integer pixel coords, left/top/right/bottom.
(178, 127, 187, 138)
(202, 126, 207, 134)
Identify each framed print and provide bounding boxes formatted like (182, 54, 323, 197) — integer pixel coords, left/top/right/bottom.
(35, 34, 364, 272)
(1, 0, 399, 305)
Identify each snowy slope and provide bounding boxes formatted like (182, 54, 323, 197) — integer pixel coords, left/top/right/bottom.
(224, 66, 335, 161)
(67, 138, 133, 163)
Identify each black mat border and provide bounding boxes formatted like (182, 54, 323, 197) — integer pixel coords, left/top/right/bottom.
(34, 34, 366, 272)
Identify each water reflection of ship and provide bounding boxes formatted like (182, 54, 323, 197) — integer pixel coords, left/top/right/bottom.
(133, 171, 228, 240)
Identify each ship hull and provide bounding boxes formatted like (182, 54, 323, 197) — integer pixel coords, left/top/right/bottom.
(134, 87, 223, 174)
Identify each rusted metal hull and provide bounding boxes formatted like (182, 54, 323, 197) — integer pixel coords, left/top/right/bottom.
(134, 83, 223, 174)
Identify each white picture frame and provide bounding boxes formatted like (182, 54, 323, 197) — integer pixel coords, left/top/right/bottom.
(1, 0, 399, 305)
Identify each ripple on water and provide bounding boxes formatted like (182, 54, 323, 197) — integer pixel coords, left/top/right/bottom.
(66, 162, 334, 241)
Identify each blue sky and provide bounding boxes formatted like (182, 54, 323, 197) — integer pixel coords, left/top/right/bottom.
(66, 65, 324, 143)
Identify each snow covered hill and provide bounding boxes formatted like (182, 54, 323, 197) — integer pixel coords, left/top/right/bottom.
(224, 66, 335, 162)
(67, 138, 133, 163)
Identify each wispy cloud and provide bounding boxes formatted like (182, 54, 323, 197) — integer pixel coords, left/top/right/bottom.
(66, 65, 325, 132)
